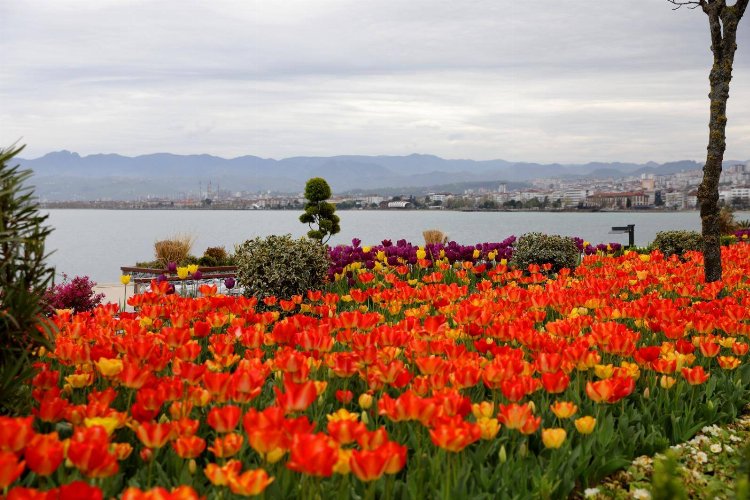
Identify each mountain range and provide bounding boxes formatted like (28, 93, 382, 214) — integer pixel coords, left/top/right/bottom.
(16, 151, 749, 201)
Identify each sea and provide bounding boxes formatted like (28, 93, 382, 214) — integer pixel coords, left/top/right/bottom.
(44, 209, 750, 284)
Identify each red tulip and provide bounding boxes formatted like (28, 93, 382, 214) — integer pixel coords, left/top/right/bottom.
(286, 433, 339, 477)
(0, 451, 24, 489)
(274, 377, 317, 414)
(25, 433, 64, 476)
(207, 405, 241, 433)
(0, 416, 34, 453)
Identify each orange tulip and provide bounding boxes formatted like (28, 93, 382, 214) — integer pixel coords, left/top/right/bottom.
(497, 403, 534, 430)
(550, 401, 578, 419)
(228, 468, 274, 496)
(681, 366, 710, 385)
(172, 436, 206, 459)
(134, 422, 174, 449)
(209, 433, 245, 458)
(205, 460, 243, 486)
(429, 418, 481, 452)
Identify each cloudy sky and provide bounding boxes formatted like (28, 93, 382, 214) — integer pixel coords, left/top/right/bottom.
(2, 0, 749, 163)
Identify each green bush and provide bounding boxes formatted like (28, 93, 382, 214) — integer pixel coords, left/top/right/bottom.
(235, 234, 329, 300)
(509, 232, 580, 273)
(200, 246, 229, 266)
(652, 230, 703, 257)
(0, 144, 56, 414)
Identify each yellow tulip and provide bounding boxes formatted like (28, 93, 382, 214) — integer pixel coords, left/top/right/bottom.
(326, 408, 359, 422)
(84, 417, 121, 435)
(471, 401, 495, 419)
(177, 267, 189, 279)
(477, 417, 501, 440)
(541, 428, 567, 449)
(574, 416, 597, 434)
(65, 373, 93, 389)
(120, 274, 131, 285)
(95, 358, 123, 377)
(358, 393, 374, 409)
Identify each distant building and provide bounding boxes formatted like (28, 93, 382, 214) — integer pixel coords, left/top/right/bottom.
(387, 201, 412, 209)
(587, 191, 650, 209)
(427, 193, 452, 203)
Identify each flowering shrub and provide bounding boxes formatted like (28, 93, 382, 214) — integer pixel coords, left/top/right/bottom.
(5, 243, 750, 498)
(43, 274, 104, 314)
(235, 234, 329, 300)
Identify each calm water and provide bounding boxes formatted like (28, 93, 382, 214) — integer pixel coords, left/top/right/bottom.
(44, 209, 750, 284)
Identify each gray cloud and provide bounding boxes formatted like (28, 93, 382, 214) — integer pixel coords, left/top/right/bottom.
(1, 0, 749, 162)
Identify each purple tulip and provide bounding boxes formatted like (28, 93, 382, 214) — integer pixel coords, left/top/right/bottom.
(224, 277, 236, 289)
(167, 262, 178, 273)
(351, 238, 361, 248)
(192, 270, 203, 280)
(157, 273, 167, 282)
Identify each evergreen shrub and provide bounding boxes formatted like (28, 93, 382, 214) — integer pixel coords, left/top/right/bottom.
(652, 230, 703, 257)
(235, 234, 329, 300)
(509, 232, 580, 273)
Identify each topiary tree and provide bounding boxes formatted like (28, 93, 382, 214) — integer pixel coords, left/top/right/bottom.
(299, 177, 340, 244)
(0, 144, 56, 414)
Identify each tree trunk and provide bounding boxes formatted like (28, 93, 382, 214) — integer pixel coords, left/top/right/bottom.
(697, 0, 746, 282)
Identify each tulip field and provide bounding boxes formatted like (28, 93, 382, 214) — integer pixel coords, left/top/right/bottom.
(3, 241, 750, 499)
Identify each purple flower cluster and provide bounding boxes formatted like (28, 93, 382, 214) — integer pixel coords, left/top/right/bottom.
(43, 274, 105, 314)
(572, 237, 623, 255)
(327, 237, 516, 280)
(735, 228, 750, 240)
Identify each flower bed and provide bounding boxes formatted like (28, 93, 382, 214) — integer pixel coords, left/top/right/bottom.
(3, 242, 750, 498)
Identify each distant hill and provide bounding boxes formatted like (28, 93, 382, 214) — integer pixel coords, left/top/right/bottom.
(15, 151, 748, 201)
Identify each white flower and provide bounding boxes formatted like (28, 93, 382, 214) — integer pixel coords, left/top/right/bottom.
(632, 488, 652, 499)
(730, 435, 742, 443)
(701, 425, 720, 437)
(710, 443, 722, 453)
(725, 445, 734, 453)
(583, 487, 600, 498)
(695, 451, 708, 464)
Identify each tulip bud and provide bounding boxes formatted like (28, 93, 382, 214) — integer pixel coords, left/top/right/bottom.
(518, 442, 528, 458)
(499, 445, 507, 463)
(643, 387, 650, 399)
(140, 448, 154, 462)
(189, 459, 197, 475)
(361, 411, 369, 425)
(707, 400, 715, 410)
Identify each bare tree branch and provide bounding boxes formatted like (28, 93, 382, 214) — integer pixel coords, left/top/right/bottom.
(666, 0, 703, 10)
